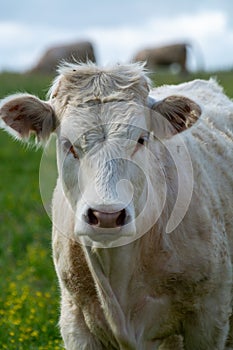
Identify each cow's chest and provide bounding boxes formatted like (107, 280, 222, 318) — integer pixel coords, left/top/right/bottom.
(80, 248, 188, 349)
(62, 240, 214, 348)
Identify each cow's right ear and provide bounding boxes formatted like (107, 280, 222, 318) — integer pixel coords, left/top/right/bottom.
(148, 95, 201, 139)
(0, 93, 58, 142)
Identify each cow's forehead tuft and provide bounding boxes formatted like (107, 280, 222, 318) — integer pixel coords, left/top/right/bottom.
(48, 62, 151, 115)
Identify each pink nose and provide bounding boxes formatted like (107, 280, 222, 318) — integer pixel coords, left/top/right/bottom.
(86, 208, 126, 228)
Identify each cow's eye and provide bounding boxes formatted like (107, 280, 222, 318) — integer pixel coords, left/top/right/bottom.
(132, 134, 148, 157)
(62, 139, 79, 159)
(137, 133, 149, 146)
(69, 145, 79, 159)
(137, 137, 145, 145)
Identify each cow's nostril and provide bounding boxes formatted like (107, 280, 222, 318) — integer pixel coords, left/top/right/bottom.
(87, 208, 99, 226)
(86, 208, 127, 228)
(116, 209, 126, 226)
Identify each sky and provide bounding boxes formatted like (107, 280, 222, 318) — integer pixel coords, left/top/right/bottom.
(0, 0, 233, 72)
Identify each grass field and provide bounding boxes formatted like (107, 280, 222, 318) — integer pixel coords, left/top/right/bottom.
(0, 68, 233, 349)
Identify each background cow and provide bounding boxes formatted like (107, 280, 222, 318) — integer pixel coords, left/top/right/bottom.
(1, 63, 233, 349)
(133, 43, 189, 73)
(29, 41, 96, 74)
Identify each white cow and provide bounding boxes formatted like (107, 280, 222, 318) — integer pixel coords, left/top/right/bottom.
(1, 63, 233, 350)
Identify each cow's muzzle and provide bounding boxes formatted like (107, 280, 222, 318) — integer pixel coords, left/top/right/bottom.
(85, 208, 128, 228)
(75, 202, 136, 247)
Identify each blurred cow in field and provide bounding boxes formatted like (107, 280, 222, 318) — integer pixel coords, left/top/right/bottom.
(29, 41, 96, 74)
(133, 43, 189, 73)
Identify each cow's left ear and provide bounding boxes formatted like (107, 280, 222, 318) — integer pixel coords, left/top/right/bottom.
(0, 93, 57, 142)
(148, 95, 201, 138)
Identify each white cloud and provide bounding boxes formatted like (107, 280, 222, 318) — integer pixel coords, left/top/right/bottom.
(87, 11, 233, 71)
(0, 10, 233, 72)
(0, 21, 83, 71)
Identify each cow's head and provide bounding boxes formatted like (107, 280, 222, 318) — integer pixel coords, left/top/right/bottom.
(0, 63, 201, 247)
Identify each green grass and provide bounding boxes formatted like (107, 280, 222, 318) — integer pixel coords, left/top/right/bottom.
(0, 69, 233, 349)
(0, 73, 63, 349)
(150, 69, 233, 98)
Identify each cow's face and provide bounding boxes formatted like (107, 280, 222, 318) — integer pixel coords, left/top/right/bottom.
(56, 99, 161, 246)
(0, 63, 201, 247)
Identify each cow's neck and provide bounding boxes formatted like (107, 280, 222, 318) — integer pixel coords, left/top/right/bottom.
(84, 241, 138, 303)
(83, 241, 141, 345)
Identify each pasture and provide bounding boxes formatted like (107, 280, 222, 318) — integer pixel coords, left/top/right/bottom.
(0, 68, 233, 349)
